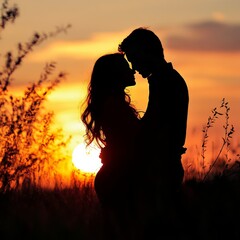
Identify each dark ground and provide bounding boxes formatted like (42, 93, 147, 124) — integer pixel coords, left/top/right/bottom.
(1, 174, 240, 240)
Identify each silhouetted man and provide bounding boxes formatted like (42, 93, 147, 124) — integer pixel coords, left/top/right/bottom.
(118, 27, 189, 239)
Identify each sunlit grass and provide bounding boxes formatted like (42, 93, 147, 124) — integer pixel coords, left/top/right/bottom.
(0, 1, 73, 192)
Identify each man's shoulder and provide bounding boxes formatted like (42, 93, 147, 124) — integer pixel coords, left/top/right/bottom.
(169, 63, 187, 83)
(149, 62, 184, 82)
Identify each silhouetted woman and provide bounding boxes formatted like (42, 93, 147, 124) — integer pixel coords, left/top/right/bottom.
(81, 53, 141, 239)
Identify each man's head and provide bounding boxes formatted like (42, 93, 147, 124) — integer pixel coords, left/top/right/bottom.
(118, 27, 165, 78)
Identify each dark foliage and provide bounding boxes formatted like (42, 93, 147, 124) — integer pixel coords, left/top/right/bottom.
(0, 0, 72, 192)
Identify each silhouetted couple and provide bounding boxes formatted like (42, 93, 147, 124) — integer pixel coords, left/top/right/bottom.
(81, 27, 189, 240)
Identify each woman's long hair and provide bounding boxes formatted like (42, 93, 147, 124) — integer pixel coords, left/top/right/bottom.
(81, 53, 139, 148)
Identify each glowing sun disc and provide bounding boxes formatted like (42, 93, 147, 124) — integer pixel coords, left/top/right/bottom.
(72, 143, 102, 174)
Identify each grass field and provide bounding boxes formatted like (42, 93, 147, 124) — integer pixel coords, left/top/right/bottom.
(1, 168, 240, 240)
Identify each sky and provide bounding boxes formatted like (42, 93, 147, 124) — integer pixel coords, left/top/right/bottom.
(1, 0, 240, 168)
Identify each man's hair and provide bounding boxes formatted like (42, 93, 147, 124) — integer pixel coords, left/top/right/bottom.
(118, 27, 164, 58)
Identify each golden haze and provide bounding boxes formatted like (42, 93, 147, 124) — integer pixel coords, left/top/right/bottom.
(11, 30, 240, 180)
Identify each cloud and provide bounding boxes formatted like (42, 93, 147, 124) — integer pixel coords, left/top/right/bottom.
(165, 20, 240, 52)
(28, 30, 130, 62)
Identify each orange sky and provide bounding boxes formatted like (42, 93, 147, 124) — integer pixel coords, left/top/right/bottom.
(2, 1, 240, 171)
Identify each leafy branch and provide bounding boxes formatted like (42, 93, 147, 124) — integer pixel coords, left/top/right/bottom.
(0, 0, 19, 32)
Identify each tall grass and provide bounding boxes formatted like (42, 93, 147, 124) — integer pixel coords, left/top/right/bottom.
(0, 181, 103, 240)
(184, 98, 240, 182)
(0, 0, 72, 192)
(202, 98, 236, 181)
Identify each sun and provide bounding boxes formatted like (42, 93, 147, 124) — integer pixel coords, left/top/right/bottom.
(72, 142, 102, 174)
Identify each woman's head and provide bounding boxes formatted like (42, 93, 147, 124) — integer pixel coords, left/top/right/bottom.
(81, 53, 138, 147)
(90, 53, 136, 93)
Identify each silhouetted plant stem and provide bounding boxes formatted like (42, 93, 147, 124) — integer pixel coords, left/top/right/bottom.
(201, 105, 223, 176)
(203, 98, 235, 181)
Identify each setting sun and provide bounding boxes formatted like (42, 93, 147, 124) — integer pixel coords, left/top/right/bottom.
(72, 143, 102, 174)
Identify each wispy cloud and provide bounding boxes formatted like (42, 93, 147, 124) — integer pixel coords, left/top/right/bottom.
(165, 20, 240, 52)
(28, 31, 130, 62)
